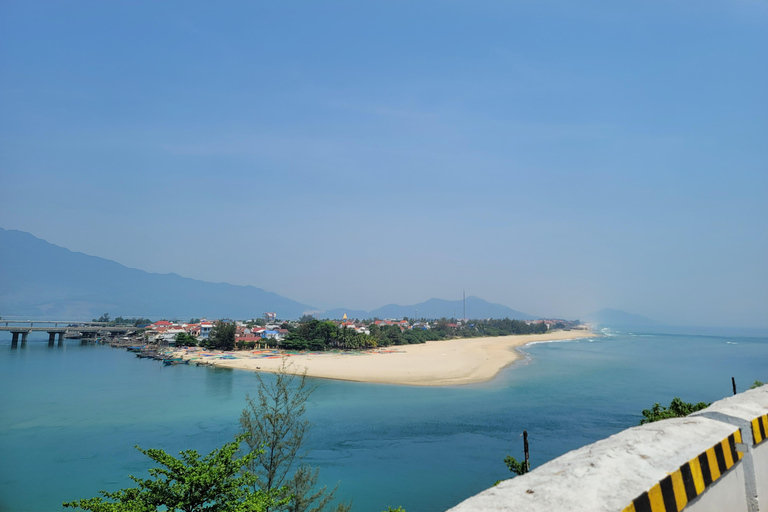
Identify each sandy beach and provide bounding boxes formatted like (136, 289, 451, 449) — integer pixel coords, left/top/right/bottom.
(175, 328, 597, 386)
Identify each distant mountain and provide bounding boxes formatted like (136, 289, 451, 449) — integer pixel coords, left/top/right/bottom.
(0, 228, 315, 320)
(317, 296, 535, 321)
(583, 308, 655, 327)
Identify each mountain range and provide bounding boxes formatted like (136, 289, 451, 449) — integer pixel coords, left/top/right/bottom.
(0, 229, 537, 321)
(0, 229, 313, 320)
(319, 296, 535, 321)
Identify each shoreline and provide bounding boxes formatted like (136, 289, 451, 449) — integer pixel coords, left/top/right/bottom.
(174, 328, 599, 386)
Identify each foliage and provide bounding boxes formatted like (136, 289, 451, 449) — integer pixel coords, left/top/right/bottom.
(274, 315, 562, 354)
(239, 360, 347, 512)
(460, 318, 547, 338)
(282, 319, 377, 351)
(189, 318, 201, 324)
(91, 315, 152, 327)
(503, 455, 529, 476)
(175, 332, 198, 347)
(640, 397, 710, 424)
(284, 465, 349, 512)
(382, 508, 406, 512)
(62, 436, 283, 512)
(206, 321, 237, 351)
(751, 380, 765, 389)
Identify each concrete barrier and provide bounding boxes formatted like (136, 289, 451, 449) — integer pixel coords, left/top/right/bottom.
(448, 385, 768, 512)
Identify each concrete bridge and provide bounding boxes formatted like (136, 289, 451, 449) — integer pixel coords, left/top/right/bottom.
(0, 321, 136, 346)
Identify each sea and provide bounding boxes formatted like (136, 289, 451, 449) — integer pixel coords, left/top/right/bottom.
(1, 326, 766, 512)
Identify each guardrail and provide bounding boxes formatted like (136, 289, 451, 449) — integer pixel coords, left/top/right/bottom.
(448, 385, 768, 512)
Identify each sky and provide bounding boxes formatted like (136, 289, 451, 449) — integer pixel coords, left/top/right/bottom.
(1, 0, 766, 327)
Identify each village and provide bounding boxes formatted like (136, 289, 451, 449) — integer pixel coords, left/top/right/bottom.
(140, 313, 583, 346)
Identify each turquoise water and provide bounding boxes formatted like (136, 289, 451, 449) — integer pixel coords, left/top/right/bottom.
(1, 328, 766, 512)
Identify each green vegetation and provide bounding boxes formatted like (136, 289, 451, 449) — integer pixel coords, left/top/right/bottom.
(503, 455, 529, 477)
(61, 365, 404, 512)
(281, 319, 377, 351)
(205, 321, 237, 351)
(91, 313, 152, 327)
(175, 332, 198, 347)
(240, 361, 348, 512)
(640, 397, 710, 425)
(460, 318, 547, 337)
(62, 436, 282, 512)
(750, 380, 765, 389)
(277, 317, 551, 352)
(494, 432, 531, 486)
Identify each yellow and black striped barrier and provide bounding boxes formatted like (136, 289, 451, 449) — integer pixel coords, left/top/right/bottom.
(752, 413, 767, 445)
(622, 430, 744, 512)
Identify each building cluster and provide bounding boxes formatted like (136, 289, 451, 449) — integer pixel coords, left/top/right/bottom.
(142, 319, 292, 343)
(235, 324, 290, 343)
(143, 320, 214, 342)
(140, 315, 581, 343)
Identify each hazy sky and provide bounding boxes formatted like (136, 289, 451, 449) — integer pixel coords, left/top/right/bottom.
(1, 1, 766, 327)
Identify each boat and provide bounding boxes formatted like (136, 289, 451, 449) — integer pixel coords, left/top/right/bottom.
(162, 358, 189, 366)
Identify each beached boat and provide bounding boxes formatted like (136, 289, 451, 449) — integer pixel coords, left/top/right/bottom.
(162, 358, 189, 366)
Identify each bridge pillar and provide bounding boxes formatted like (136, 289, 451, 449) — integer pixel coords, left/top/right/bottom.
(57, 332, 64, 342)
(48, 332, 56, 344)
(10, 330, 29, 347)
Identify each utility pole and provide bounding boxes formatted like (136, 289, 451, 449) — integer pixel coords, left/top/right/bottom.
(463, 289, 466, 320)
(732, 377, 737, 395)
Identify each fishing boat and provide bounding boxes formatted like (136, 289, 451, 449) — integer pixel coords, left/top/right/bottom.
(162, 358, 189, 366)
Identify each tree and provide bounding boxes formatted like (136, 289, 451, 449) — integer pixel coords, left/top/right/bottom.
(94, 313, 111, 323)
(206, 321, 236, 351)
(175, 332, 198, 347)
(284, 465, 344, 512)
(239, 360, 348, 512)
(640, 397, 710, 424)
(63, 436, 283, 512)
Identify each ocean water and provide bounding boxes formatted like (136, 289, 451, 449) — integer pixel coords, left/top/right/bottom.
(0, 327, 766, 512)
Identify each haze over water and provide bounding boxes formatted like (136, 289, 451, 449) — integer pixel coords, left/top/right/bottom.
(1, 327, 766, 512)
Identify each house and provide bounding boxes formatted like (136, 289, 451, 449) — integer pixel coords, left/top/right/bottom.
(199, 321, 213, 339)
(262, 330, 286, 342)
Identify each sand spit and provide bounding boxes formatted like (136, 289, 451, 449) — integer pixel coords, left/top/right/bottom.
(175, 329, 598, 386)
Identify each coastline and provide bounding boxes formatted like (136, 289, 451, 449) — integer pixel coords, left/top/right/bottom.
(174, 328, 598, 386)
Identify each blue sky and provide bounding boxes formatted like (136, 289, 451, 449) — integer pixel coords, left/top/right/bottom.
(1, 1, 766, 326)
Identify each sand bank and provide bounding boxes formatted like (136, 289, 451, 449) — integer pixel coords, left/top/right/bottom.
(177, 329, 597, 386)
